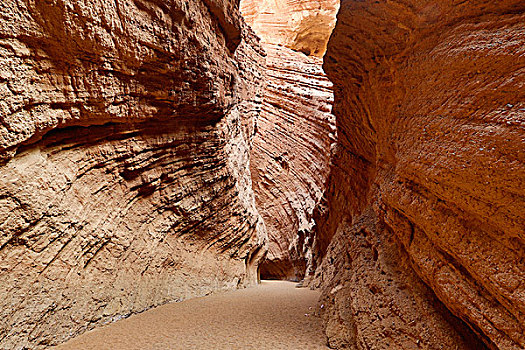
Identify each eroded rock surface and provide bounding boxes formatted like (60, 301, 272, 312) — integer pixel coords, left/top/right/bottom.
(250, 43, 336, 280)
(316, 0, 525, 348)
(0, 1, 267, 348)
(241, 0, 339, 57)
(240, 0, 337, 280)
(2, 0, 524, 348)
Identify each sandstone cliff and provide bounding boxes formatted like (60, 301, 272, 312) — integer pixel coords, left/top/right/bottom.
(240, 0, 338, 281)
(0, 1, 267, 348)
(316, 0, 525, 348)
(249, 43, 336, 280)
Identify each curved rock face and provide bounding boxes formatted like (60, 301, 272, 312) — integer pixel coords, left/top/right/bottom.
(241, 0, 339, 57)
(240, 0, 338, 281)
(316, 0, 525, 348)
(250, 43, 336, 280)
(0, 1, 267, 348)
(3, 0, 523, 348)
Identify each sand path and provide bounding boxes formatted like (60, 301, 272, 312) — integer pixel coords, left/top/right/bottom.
(53, 281, 329, 350)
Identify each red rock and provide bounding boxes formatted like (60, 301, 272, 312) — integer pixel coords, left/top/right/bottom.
(250, 43, 336, 280)
(241, 0, 339, 57)
(315, 0, 525, 348)
(240, 0, 338, 280)
(0, 1, 267, 348)
(1, 0, 524, 349)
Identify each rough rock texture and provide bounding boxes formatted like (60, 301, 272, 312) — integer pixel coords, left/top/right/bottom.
(240, 0, 338, 280)
(315, 0, 525, 349)
(240, 0, 339, 57)
(0, 1, 267, 348)
(249, 43, 336, 280)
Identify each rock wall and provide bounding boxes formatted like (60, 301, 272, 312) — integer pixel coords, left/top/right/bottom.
(316, 0, 525, 348)
(249, 43, 336, 280)
(241, 0, 339, 57)
(240, 0, 338, 280)
(0, 1, 267, 348)
(3, 0, 523, 348)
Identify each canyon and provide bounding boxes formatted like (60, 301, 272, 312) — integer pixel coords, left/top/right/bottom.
(0, 0, 524, 349)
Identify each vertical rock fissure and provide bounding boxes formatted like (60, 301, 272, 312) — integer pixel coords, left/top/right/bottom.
(1, 1, 523, 349)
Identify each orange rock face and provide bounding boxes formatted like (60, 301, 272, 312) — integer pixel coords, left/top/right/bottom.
(2, 0, 523, 349)
(0, 1, 267, 348)
(241, 0, 339, 57)
(250, 43, 336, 280)
(240, 0, 338, 280)
(316, 0, 525, 348)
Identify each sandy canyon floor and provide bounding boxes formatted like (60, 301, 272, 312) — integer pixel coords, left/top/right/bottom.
(52, 281, 328, 350)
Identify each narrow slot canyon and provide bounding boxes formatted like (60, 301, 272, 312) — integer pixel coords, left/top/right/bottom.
(0, 1, 523, 350)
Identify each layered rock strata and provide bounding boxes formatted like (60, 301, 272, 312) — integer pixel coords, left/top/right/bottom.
(240, 0, 338, 280)
(2, 0, 523, 349)
(241, 0, 339, 57)
(249, 43, 336, 280)
(316, 0, 525, 348)
(0, 1, 267, 348)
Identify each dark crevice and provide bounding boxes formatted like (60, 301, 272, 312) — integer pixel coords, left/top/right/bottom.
(259, 258, 306, 282)
(202, 0, 241, 53)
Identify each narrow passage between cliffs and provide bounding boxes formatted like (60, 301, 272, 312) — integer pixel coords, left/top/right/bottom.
(53, 281, 328, 350)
